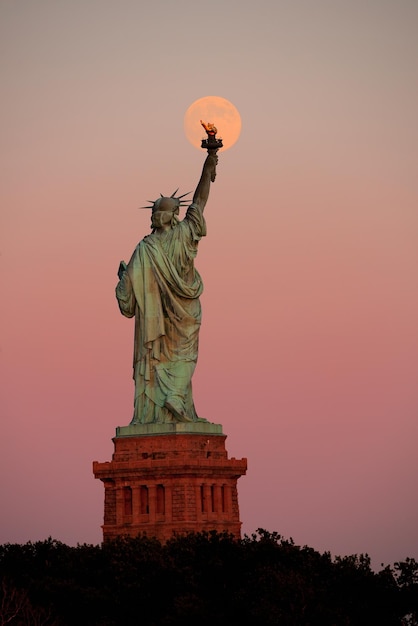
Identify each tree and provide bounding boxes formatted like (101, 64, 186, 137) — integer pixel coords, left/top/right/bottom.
(394, 558, 418, 625)
(0, 577, 57, 626)
(0, 532, 414, 625)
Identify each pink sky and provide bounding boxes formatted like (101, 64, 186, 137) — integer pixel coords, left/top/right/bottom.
(1, 0, 417, 569)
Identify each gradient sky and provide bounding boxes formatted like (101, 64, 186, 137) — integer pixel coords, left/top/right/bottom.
(1, 0, 417, 569)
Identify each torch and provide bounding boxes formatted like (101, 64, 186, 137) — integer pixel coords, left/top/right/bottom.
(200, 120, 222, 182)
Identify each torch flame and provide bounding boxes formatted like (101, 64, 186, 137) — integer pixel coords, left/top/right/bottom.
(200, 120, 217, 135)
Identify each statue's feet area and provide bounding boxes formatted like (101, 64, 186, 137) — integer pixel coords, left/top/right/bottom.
(164, 401, 193, 423)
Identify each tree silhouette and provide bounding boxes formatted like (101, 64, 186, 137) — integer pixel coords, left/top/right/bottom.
(0, 531, 416, 625)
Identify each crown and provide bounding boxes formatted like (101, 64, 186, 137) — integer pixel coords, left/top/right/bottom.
(140, 189, 191, 212)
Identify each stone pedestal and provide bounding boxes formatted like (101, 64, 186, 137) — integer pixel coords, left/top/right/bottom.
(93, 423, 247, 542)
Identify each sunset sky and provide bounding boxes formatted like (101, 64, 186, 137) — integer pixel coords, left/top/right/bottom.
(1, 0, 417, 569)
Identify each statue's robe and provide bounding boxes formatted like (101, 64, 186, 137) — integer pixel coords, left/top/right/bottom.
(115, 205, 206, 423)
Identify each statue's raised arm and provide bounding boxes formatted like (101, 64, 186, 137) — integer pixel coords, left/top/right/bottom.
(192, 152, 218, 212)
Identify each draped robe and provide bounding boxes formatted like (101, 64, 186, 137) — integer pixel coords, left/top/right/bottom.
(115, 204, 206, 424)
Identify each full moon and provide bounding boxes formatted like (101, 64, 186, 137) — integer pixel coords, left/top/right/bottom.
(184, 96, 242, 152)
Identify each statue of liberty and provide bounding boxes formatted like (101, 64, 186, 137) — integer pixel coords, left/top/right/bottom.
(116, 149, 218, 424)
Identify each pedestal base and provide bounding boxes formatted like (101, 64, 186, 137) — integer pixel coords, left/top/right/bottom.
(93, 425, 247, 542)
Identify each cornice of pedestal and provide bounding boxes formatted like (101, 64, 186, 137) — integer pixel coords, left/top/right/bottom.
(115, 422, 223, 438)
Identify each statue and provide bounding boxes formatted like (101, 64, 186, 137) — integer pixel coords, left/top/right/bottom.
(116, 138, 219, 425)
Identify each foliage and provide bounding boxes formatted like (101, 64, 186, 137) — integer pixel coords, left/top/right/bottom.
(0, 530, 416, 625)
(393, 558, 418, 626)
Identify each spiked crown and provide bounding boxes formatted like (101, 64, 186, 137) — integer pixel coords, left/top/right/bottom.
(140, 189, 191, 213)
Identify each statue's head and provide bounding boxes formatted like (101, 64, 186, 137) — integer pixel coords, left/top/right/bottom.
(152, 196, 180, 214)
(142, 189, 191, 231)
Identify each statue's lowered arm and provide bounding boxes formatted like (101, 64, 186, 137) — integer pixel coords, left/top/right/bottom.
(116, 260, 135, 318)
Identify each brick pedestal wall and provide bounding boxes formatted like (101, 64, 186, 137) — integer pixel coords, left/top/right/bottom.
(93, 431, 247, 542)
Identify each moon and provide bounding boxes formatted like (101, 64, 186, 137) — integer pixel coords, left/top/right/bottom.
(184, 96, 242, 152)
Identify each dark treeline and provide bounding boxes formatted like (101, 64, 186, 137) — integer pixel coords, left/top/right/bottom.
(0, 529, 417, 625)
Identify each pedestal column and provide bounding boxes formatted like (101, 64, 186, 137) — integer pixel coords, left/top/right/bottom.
(93, 422, 247, 542)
